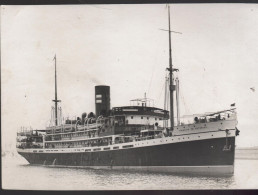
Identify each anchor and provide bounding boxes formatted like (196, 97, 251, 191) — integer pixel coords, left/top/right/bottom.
(110, 159, 113, 169)
(223, 129, 231, 151)
(52, 158, 57, 165)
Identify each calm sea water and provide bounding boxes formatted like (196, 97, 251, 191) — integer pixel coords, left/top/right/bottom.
(2, 153, 258, 190)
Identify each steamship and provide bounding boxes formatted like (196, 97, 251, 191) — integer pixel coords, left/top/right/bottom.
(16, 5, 239, 175)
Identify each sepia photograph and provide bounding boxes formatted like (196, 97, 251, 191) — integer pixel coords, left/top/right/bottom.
(1, 4, 258, 190)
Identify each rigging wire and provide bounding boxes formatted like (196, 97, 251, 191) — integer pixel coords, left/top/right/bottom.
(157, 80, 166, 106)
(166, 76, 169, 111)
(164, 75, 170, 127)
(147, 33, 163, 97)
(147, 67, 155, 96)
(147, 19, 169, 98)
(164, 75, 168, 110)
(50, 106, 54, 126)
(157, 72, 168, 106)
(167, 75, 170, 127)
(178, 80, 191, 115)
(175, 76, 180, 125)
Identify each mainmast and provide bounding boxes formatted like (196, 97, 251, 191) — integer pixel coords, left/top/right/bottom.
(167, 5, 174, 130)
(52, 54, 61, 126)
(161, 5, 181, 130)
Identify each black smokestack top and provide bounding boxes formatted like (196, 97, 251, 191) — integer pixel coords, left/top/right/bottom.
(95, 85, 110, 117)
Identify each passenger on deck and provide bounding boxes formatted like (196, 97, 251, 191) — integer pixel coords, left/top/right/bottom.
(200, 118, 205, 123)
(163, 128, 169, 137)
(154, 123, 158, 130)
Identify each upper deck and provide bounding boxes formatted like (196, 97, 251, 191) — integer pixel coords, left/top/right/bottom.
(16, 100, 237, 151)
(112, 106, 169, 119)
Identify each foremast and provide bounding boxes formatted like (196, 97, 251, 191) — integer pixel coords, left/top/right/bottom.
(52, 54, 61, 126)
(167, 5, 174, 130)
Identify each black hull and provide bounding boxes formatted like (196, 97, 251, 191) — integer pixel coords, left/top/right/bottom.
(18, 137, 235, 174)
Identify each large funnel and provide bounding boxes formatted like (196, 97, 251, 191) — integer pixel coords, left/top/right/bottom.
(95, 85, 110, 117)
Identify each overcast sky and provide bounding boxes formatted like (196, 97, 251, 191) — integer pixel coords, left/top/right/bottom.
(2, 4, 258, 150)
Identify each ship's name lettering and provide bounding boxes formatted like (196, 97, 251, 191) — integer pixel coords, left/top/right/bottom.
(179, 126, 206, 131)
(179, 129, 190, 131)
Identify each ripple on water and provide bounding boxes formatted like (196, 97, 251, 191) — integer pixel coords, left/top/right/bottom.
(2, 155, 258, 190)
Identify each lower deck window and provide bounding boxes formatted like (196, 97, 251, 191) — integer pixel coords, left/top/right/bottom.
(93, 148, 101, 151)
(122, 145, 134, 148)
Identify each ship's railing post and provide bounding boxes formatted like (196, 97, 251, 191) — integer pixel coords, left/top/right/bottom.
(96, 116, 103, 137)
(42, 134, 45, 149)
(71, 116, 76, 131)
(96, 115, 103, 129)
(87, 117, 93, 129)
(112, 135, 115, 145)
(75, 120, 80, 131)
(54, 124, 57, 134)
(84, 118, 88, 131)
